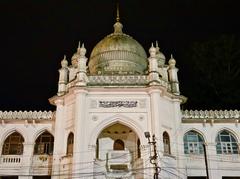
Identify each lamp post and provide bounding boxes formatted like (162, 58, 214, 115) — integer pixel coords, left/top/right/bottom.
(144, 132, 160, 179)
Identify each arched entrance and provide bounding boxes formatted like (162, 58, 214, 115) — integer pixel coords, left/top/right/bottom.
(95, 123, 143, 174)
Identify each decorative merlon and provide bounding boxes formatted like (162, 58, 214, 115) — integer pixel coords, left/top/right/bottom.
(182, 110, 240, 119)
(0, 111, 54, 120)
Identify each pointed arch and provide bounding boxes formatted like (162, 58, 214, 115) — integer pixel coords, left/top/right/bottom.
(2, 131, 24, 155)
(89, 114, 145, 146)
(66, 132, 74, 155)
(1, 128, 26, 145)
(183, 128, 207, 142)
(34, 131, 54, 155)
(33, 128, 53, 142)
(216, 129, 239, 154)
(183, 130, 205, 154)
(215, 127, 240, 142)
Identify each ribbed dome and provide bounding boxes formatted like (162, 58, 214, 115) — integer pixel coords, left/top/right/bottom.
(88, 22, 148, 75)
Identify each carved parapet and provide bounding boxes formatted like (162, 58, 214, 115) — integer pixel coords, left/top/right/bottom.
(0, 111, 54, 120)
(88, 75, 148, 86)
(88, 75, 171, 90)
(182, 109, 240, 120)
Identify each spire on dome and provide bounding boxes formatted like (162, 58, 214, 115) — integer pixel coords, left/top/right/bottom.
(113, 2, 123, 34)
(116, 2, 120, 22)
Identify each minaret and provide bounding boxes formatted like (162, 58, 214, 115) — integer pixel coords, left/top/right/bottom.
(76, 43, 88, 86)
(168, 54, 180, 95)
(57, 55, 69, 96)
(148, 43, 160, 85)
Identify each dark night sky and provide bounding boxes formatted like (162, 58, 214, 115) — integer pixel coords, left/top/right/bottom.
(0, 0, 239, 111)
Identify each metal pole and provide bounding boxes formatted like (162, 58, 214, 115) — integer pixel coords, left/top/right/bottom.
(151, 135, 159, 179)
(203, 143, 209, 179)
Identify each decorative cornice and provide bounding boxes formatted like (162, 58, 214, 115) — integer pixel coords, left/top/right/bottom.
(182, 110, 240, 120)
(0, 111, 54, 120)
(87, 75, 171, 89)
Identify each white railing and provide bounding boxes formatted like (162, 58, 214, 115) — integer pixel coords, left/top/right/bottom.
(0, 111, 54, 120)
(0, 155, 22, 166)
(182, 110, 240, 119)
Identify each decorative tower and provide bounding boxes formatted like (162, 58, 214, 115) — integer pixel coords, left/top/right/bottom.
(76, 43, 88, 86)
(148, 43, 160, 85)
(57, 55, 69, 96)
(168, 54, 180, 95)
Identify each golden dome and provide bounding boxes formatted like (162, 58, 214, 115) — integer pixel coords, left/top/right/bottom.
(88, 22, 148, 75)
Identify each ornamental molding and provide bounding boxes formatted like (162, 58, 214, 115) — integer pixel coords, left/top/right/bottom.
(88, 75, 148, 86)
(0, 111, 54, 120)
(90, 99, 146, 109)
(182, 110, 240, 120)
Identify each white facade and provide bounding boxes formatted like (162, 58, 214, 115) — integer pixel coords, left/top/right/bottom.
(0, 15, 240, 179)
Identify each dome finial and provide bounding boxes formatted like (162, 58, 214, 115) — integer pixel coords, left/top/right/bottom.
(169, 53, 176, 67)
(61, 55, 68, 68)
(116, 2, 120, 22)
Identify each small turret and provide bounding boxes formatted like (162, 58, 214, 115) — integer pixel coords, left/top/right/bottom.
(155, 41, 166, 66)
(71, 42, 81, 68)
(76, 43, 88, 86)
(168, 54, 180, 95)
(148, 43, 160, 85)
(58, 55, 69, 96)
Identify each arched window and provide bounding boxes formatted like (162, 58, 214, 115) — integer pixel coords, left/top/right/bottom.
(184, 130, 204, 154)
(67, 132, 74, 155)
(2, 132, 24, 155)
(216, 130, 239, 154)
(163, 132, 171, 154)
(34, 131, 54, 155)
(113, 139, 124, 150)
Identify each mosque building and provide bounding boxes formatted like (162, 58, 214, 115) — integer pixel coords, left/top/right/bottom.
(0, 8, 240, 179)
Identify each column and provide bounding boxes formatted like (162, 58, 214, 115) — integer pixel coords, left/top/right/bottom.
(72, 89, 94, 179)
(20, 142, 35, 179)
(52, 98, 65, 179)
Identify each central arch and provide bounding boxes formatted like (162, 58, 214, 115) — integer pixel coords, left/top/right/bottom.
(89, 114, 146, 146)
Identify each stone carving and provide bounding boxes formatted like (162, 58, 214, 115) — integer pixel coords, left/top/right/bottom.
(0, 111, 53, 120)
(99, 101, 137, 108)
(182, 110, 240, 119)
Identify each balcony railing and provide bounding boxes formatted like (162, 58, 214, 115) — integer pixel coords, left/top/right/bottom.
(0, 155, 22, 166)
